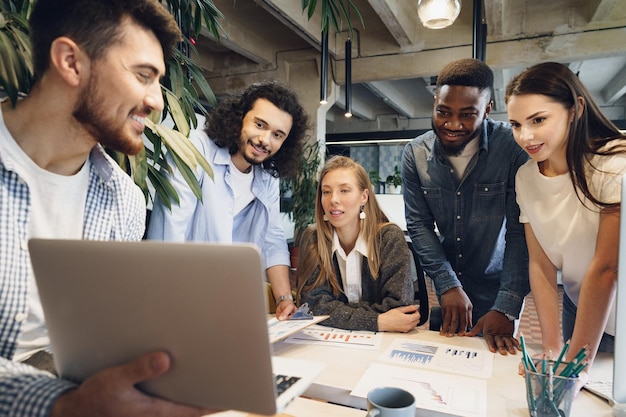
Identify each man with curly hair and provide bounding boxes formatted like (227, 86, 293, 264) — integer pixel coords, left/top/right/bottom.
(148, 81, 310, 320)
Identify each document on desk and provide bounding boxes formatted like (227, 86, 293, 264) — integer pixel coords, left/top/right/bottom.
(379, 338, 494, 378)
(283, 324, 383, 350)
(267, 316, 329, 343)
(351, 362, 487, 417)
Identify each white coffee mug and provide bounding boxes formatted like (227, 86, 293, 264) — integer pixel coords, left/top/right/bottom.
(366, 386, 416, 417)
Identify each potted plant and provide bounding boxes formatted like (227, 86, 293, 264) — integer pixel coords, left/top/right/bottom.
(369, 170, 383, 193)
(386, 165, 402, 194)
(284, 141, 322, 268)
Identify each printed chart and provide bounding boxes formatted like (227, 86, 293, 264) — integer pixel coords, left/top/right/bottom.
(267, 316, 329, 343)
(351, 362, 487, 417)
(380, 339, 494, 378)
(284, 324, 382, 350)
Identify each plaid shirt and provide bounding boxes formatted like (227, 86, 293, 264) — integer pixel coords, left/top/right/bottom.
(0, 143, 145, 417)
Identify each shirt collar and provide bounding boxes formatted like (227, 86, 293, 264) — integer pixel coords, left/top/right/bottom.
(332, 230, 369, 259)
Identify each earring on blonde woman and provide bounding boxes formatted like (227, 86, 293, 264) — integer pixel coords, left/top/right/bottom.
(359, 205, 366, 220)
(323, 214, 329, 221)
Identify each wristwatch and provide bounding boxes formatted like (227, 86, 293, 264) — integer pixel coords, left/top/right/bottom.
(277, 294, 294, 304)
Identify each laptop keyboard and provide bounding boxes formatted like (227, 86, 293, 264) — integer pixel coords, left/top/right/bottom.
(584, 380, 614, 404)
(274, 374, 301, 396)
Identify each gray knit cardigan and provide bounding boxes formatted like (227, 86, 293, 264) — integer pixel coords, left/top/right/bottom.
(298, 224, 414, 331)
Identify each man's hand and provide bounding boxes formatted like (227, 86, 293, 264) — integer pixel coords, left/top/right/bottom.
(51, 351, 218, 417)
(466, 310, 519, 355)
(275, 299, 297, 321)
(439, 287, 473, 336)
(378, 305, 421, 333)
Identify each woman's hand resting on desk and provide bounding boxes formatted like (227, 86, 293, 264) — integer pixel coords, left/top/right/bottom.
(50, 351, 219, 417)
(378, 305, 421, 332)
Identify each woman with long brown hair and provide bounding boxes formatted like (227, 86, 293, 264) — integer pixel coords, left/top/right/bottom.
(506, 62, 626, 374)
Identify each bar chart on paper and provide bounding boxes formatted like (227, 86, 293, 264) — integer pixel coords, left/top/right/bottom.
(380, 339, 494, 378)
(285, 324, 383, 350)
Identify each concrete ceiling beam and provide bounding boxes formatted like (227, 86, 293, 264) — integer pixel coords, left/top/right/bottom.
(337, 86, 379, 120)
(365, 0, 420, 47)
(333, 27, 626, 84)
(602, 62, 626, 103)
(364, 80, 419, 118)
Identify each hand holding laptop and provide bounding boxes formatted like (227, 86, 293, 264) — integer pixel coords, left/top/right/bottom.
(50, 351, 218, 417)
(29, 239, 324, 414)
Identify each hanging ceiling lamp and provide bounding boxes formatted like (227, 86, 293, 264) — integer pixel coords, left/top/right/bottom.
(417, 0, 461, 29)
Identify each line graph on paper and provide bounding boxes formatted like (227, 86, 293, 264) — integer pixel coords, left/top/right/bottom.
(380, 339, 494, 378)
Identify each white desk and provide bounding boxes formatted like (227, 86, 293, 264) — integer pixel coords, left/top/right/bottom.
(271, 328, 614, 416)
(211, 397, 364, 417)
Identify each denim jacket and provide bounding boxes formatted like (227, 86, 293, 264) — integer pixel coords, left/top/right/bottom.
(401, 118, 529, 319)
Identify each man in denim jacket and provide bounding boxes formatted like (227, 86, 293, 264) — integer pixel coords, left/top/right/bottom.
(402, 58, 529, 355)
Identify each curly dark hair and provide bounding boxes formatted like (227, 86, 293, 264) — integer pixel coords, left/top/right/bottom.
(205, 81, 310, 180)
(436, 58, 494, 99)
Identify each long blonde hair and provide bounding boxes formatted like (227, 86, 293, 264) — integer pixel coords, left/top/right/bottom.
(296, 156, 391, 297)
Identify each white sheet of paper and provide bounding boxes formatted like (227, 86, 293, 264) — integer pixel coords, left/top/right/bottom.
(284, 324, 383, 350)
(379, 338, 494, 378)
(267, 316, 329, 343)
(351, 362, 487, 417)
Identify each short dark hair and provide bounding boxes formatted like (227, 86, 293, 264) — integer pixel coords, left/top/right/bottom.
(205, 81, 310, 179)
(29, 0, 181, 81)
(436, 58, 494, 99)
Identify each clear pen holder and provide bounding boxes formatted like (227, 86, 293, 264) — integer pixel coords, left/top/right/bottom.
(525, 367, 577, 417)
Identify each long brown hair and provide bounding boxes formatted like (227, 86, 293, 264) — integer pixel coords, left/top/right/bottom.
(296, 156, 391, 297)
(505, 62, 626, 208)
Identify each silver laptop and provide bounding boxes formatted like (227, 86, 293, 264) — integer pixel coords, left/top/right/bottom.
(28, 239, 324, 415)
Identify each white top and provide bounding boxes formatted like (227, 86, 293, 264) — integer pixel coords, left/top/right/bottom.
(515, 146, 626, 336)
(448, 135, 480, 180)
(332, 231, 368, 303)
(228, 158, 255, 216)
(0, 111, 90, 359)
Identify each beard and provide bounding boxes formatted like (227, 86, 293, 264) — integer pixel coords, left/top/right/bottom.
(433, 120, 480, 157)
(239, 138, 270, 167)
(72, 70, 144, 155)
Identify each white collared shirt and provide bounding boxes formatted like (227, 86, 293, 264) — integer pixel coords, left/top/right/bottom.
(332, 231, 368, 303)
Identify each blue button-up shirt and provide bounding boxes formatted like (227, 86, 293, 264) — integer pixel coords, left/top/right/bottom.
(0, 140, 146, 417)
(402, 118, 529, 319)
(147, 130, 289, 270)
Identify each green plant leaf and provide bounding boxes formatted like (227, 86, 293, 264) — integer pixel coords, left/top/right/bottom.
(301, 0, 364, 36)
(1, 0, 221, 209)
(166, 146, 204, 201)
(164, 87, 190, 136)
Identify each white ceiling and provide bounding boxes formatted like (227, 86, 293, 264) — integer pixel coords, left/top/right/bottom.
(195, 0, 626, 140)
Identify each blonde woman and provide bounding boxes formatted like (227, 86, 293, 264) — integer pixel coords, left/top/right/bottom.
(296, 156, 420, 332)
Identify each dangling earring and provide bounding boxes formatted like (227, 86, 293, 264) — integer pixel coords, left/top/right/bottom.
(359, 205, 366, 220)
(323, 213, 329, 221)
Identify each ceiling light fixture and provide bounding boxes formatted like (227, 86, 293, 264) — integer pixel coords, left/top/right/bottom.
(417, 0, 461, 29)
(320, 30, 329, 104)
(344, 37, 353, 118)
